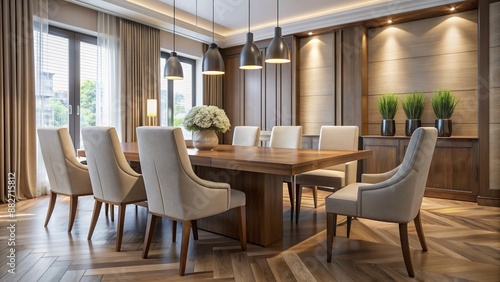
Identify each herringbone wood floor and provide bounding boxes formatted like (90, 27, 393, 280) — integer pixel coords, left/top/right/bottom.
(1, 187, 499, 281)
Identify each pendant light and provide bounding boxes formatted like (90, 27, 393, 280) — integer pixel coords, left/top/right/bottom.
(164, 0, 183, 80)
(265, 0, 290, 64)
(239, 0, 262, 70)
(202, 0, 225, 75)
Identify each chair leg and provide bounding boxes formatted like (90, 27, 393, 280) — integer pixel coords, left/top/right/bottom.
(347, 216, 352, 238)
(179, 221, 192, 276)
(105, 203, 109, 217)
(88, 200, 103, 240)
(44, 192, 57, 227)
(237, 206, 247, 251)
(312, 186, 318, 208)
(414, 211, 428, 252)
(142, 213, 157, 259)
(110, 204, 114, 222)
(295, 183, 302, 224)
(68, 196, 78, 232)
(399, 223, 415, 277)
(116, 204, 126, 252)
(192, 220, 199, 240)
(172, 220, 177, 242)
(326, 212, 337, 262)
(287, 181, 294, 222)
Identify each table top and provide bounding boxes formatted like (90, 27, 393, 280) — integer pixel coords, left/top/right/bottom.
(78, 143, 372, 176)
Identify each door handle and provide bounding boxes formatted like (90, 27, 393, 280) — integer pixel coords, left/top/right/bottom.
(69, 105, 72, 115)
(77, 105, 80, 116)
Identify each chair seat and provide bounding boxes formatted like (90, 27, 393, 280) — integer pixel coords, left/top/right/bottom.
(325, 182, 370, 216)
(230, 189, 246, 209)
(296, 169, 345, 188)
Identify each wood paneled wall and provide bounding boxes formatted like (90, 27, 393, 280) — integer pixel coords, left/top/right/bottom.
(298, 27, 366, 135)
(221, 36, 297, 144)
(367, 10, 478, 136)
(487, 1, 500, 197)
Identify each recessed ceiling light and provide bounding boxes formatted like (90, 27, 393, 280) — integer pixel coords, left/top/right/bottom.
(387, 19, 393, 24)
(308, 32, 313, 36)
(450, 7, 456, 11)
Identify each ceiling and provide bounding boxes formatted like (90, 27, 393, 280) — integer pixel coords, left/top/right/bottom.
(67, 0, 465, 48)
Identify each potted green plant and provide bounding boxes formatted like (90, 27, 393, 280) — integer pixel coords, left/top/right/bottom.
(377, 93, 399, 136)
(431, 90, 459, 137)
(401, 92, 425, 136)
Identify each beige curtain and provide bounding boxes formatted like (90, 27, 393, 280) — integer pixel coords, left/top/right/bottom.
(120, 19, 160, 142)
(0, 0, 37, 202)
(203, 75, 224, 108)
(203, 75, 224, 143)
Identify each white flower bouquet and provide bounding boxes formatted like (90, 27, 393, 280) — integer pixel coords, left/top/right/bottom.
(183, 105, 231, 133)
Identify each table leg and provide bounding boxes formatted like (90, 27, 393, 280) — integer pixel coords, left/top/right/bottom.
(194, 166, 284, 247)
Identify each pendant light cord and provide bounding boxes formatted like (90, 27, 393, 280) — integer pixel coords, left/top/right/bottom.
(212, 0, 215, 42)
(173, 0, 176, 51)
(277, 0, 279, 27)
(248, 0, 250, 33)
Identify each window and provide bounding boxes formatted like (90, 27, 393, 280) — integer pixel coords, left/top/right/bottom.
(160, 53, 196, 139)
(35, 26, 98, 150)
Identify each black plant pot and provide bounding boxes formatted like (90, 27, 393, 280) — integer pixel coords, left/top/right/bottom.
(405, 119, 421, 136)
(435, 119, 452, 137)
(381, 119, 396, 136)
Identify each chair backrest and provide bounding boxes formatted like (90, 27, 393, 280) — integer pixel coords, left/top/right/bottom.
(137, 126, 231, 221)
(319, 126, 359, 172)
(82, 127, 144, 203)
(269, 126, 303, 149)
(360, 127, 437, 222)
(37, 127, 92, 196)
(232, 126, 261, 146)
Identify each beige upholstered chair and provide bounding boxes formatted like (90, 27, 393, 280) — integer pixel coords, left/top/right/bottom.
(82, 127, 147, 252)
(232, 126, 261, 146)
(269, 126, 303, 220)
(325, 127, 437, 277)
(269, 126, 303, 149)
(294, 126, 359, 223)
(136, 126, 246, 276)
(38, 127, 93, 232)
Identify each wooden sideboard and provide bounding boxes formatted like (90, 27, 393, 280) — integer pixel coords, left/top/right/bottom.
(258, 132, 481, 202)
(362, 136, 479, 202)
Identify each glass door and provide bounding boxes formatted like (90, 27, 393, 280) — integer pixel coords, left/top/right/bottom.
(36, 26, 97, 150)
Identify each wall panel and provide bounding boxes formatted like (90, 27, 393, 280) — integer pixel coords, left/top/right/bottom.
(490, 2, 500, 192)
(221, 37, 296, 144)
(367, 10, 478, 136)
(368, 10, 477, 62)
(298, 28, 365, 135)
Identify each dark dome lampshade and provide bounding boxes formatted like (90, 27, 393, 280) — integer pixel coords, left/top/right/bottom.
(265, 26, 290, 63)
(164, 52, 183, 80)
(202, 43, 225, 75)
(240, 32, 262, 70)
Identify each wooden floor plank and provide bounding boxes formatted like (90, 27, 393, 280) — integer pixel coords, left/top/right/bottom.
(231, 252, 255, 282)
(250, 258, 276, 282)
(267, 256, 297, 282)
(59, 270, 86, 282)
(0, 189, 498, 281)
(282, 252, 316, 282)
(212, 250, 234, 279)
(18, 256, 57, 282)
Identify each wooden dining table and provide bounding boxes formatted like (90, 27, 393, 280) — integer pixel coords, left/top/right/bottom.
(79, 143, 371, 246)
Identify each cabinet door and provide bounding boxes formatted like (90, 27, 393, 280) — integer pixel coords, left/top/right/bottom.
(362, 137, 400, 174)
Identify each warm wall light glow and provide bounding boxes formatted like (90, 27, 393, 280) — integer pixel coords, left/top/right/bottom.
(450, 7, 456, 11)
(147, 99, 157, 117)
(308, 32, 313, 36)
(388, 19, 393, 24)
